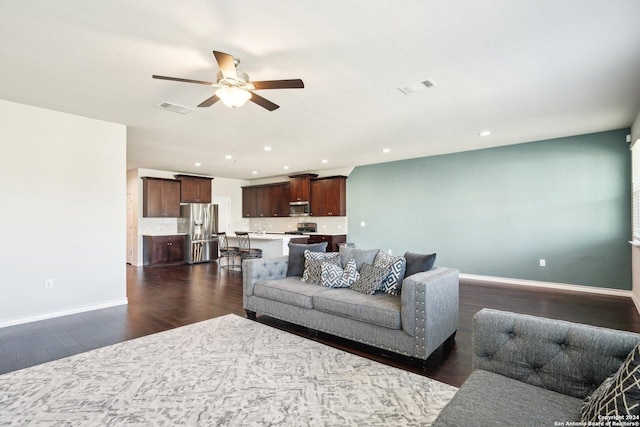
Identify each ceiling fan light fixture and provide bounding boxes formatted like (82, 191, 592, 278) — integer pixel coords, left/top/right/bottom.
(215, 86, 251, 108)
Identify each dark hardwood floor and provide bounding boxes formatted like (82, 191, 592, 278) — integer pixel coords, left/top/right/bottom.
(1, 262, 639, 388)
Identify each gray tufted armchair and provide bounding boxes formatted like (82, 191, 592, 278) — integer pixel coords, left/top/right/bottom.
(434, 308, 640, 426)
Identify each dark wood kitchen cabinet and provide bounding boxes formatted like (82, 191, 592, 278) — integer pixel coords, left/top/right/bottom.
(270, 183, 290, 217)
(310, 176, 347, 216)
(174, 175, 213, 203)
(307, 234, 346, 252)
(289, 173, 317, 202)
(142, 177, 181, 217)
(243, 183, 290, 217)
(143, 235, 185, 266)
(242, 186, 259, 217)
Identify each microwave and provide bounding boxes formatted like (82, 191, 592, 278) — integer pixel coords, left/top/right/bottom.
(290, 201, 310, 217)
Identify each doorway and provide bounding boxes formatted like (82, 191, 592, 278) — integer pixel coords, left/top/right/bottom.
(126, 194, 133, 264)
(213, 195, 231, 233)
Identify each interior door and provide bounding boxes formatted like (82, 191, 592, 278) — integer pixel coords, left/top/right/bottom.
(126, 194, 133, 264)
(214, 195, 231, 233)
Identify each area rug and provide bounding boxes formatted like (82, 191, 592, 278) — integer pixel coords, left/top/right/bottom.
(0, 314, 457, 426)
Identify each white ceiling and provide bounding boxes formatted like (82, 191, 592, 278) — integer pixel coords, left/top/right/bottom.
(1, 1, 640, 180)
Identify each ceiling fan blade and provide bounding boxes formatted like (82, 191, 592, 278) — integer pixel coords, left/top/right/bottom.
(213, 51, 238, 80)
(250, 79, 305, 90)
(249, 92, 279, 111)
(197, 94, 220, 107)
(152, 75, 214, 86)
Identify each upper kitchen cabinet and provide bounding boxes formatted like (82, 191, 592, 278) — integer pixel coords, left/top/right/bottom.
(310, 176, 347, 216)
(174, 175, 213, 203)
(289, 173, 317, 202)
(142, 177, 181, 217)
(242, 182, 290, 218)
(270, 182, 290, 217)
(242, 186, 258, 218)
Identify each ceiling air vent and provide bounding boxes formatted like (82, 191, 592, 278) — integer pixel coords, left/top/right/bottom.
(155, 102, 193, 114)
(398, 79, 437, 95)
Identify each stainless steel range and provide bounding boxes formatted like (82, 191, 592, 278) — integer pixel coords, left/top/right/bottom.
(284, 222, 317, 235)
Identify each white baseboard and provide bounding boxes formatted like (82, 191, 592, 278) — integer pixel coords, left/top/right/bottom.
(0, 298, 129, 329)
(460, 273, 634, 299)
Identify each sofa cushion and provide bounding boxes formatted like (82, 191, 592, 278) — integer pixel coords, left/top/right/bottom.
(433, 369, 582, 426)
(302, 251, 341, 285)
(253, 277, 331, 309)
(339, 246, 379, 271)
(321, 258, 359, 288)
(404, 251, 437, 277)
(351, 263, 389, 295)
(581, 343, 640, 421)
(313, 289, 402, 330)
(373, 251, 406, 295)
(286, 242, 328, 276)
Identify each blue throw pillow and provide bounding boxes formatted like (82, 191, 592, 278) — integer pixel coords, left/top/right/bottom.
(403, 252, 437, 277)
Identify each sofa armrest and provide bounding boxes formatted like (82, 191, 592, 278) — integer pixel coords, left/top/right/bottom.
(401, 267, 459, 357)
(243, 256, 288, 302)
(472, 308, 640, 399)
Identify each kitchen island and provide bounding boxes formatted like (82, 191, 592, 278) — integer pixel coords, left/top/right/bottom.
(225, 233, 308, 262)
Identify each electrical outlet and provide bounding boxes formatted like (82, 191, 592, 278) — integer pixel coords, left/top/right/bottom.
(388, 249, 392, 255)
(360, 221, 366, 227)
(539, 259, 546, 267)
(44, 279, 54, 289)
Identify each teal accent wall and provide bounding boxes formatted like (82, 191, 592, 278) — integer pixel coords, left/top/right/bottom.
(347, 129, 631, 290)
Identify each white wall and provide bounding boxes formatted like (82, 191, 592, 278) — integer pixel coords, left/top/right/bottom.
(213, 176, 249, 226)
(0, 99, 127, 327)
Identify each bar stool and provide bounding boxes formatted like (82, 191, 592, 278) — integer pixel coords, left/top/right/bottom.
(235, 232, 262, 269)
(217, 232, 240, 270)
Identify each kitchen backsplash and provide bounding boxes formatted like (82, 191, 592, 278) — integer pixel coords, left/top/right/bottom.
(142, 216, 348, 235)
(248, 216, 348, 234)
(140, 217, 178, 235)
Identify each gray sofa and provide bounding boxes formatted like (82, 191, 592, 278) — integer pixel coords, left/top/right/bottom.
(434, 308, 640, 426)
(243, 255, 459, 361)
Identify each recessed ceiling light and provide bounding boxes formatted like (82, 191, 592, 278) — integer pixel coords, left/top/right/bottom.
(479, 130, 491, 137)
(252, 171, 258, 175)
(225, 155, 233, 160)
(194, 162, 202, 167)
(321, 159, 328, 164)
(382, 148, 391, 153)
(283, 165, 289, 170)
(264, 146, 272, 151)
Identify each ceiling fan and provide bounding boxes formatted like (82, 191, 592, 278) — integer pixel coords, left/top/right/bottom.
(152, 50, 304, 111)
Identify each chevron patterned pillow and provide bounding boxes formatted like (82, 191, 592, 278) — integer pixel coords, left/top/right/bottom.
(351, 263, 388, 295)
(302, 251, 341, 285)
(581, 343, 640, 421)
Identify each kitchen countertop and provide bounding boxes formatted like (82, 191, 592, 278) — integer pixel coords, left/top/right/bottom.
(243, 233, 309, 240)
(261, 231, 346, 236)
(226, 233, 309, 257)
(142, 232, 187, 236)
(303, 232, 347, 236)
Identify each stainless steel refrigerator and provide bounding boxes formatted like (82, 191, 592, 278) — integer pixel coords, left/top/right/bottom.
(178, 203, 218, 264)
